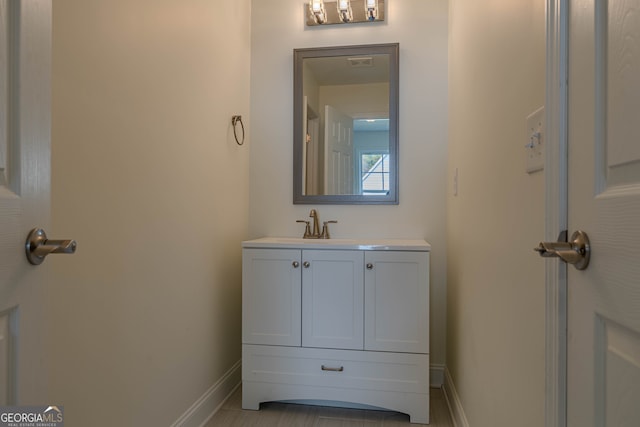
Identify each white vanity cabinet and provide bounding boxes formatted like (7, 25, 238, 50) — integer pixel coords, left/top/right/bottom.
(241, 238, 431, 424)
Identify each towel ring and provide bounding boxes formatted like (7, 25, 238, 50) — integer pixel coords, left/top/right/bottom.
(231, 115, 245, 146)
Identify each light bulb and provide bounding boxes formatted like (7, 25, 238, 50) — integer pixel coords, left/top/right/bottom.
(337, 0, 353, 23)
(309, 0, 326, 24)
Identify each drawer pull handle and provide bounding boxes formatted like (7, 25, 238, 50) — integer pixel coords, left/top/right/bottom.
(321, 365, 344, 372)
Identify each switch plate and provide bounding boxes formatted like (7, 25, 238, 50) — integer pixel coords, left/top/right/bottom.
(525, 106, 545, 173)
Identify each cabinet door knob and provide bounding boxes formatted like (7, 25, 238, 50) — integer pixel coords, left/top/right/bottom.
(303, 261, 311, 268)
(366, 263, 373, 270)
(292, 261, 300, 268)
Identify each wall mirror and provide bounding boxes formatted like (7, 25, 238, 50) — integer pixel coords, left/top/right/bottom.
(293, 43, 399, 204)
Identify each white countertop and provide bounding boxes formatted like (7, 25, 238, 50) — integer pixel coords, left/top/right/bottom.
(242, 237, 431, 251)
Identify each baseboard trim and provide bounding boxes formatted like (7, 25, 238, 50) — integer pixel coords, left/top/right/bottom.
(430, 364, 445, 388)
(443, 367, 470, 427)
(171, 359, 242, 427)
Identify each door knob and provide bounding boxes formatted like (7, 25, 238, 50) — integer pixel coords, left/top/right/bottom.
(534, 230, 590, 270)
(25, 228, 77, 265)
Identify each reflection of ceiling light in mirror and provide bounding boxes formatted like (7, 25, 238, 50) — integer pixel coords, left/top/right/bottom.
(347, 57, 373, 68)
(354, 118, 389, 132)
(337, 0, 353, 23)
(309, 0, 327, 24)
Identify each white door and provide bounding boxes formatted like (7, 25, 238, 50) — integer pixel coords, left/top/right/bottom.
(324, 105, 354, 195)
(0, 0, 51, 405)
(301, 250, 364, 350)
(568, 0, 640, 425)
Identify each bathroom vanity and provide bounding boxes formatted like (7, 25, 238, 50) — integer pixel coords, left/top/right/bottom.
(241, 237, 430, 424)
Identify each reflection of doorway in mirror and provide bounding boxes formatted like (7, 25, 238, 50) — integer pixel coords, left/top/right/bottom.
(324, 105, 354, 195)
(303, 98, 320, 195)
(318, 81, 389, 195)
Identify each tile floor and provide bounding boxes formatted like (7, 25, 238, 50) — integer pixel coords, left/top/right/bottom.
(205, 386, 454, 426)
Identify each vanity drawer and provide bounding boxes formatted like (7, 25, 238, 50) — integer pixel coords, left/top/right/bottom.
(242, 344, 429, 394)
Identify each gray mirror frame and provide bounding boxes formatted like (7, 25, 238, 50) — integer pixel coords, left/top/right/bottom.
(293, 43, 399, 205)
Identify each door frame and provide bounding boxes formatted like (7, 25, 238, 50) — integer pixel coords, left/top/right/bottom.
(544, 0, 569, 426)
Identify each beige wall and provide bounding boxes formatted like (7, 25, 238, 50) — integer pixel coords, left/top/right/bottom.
(447, 0, 546, 425)
(50, 0, 250, 425)
(249, 0, 449, 370)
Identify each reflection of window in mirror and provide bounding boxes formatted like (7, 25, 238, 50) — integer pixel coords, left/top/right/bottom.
(354, 118, 389, 195)
(360, 153, 389, 195)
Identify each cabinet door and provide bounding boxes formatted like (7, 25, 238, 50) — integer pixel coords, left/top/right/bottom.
(302, 250, 364, 350)
(242, 249, 302, 346)
(364, 251, 429, 353)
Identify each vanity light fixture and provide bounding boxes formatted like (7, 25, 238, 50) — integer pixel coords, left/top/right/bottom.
(306, 0, 384, 26)
(309, 0, 327, 24)
(337, 0, 353, 23)
(365, 0, 379, 21)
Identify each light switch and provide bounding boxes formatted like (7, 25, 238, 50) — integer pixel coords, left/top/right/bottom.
(525, 106, 545, 173)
